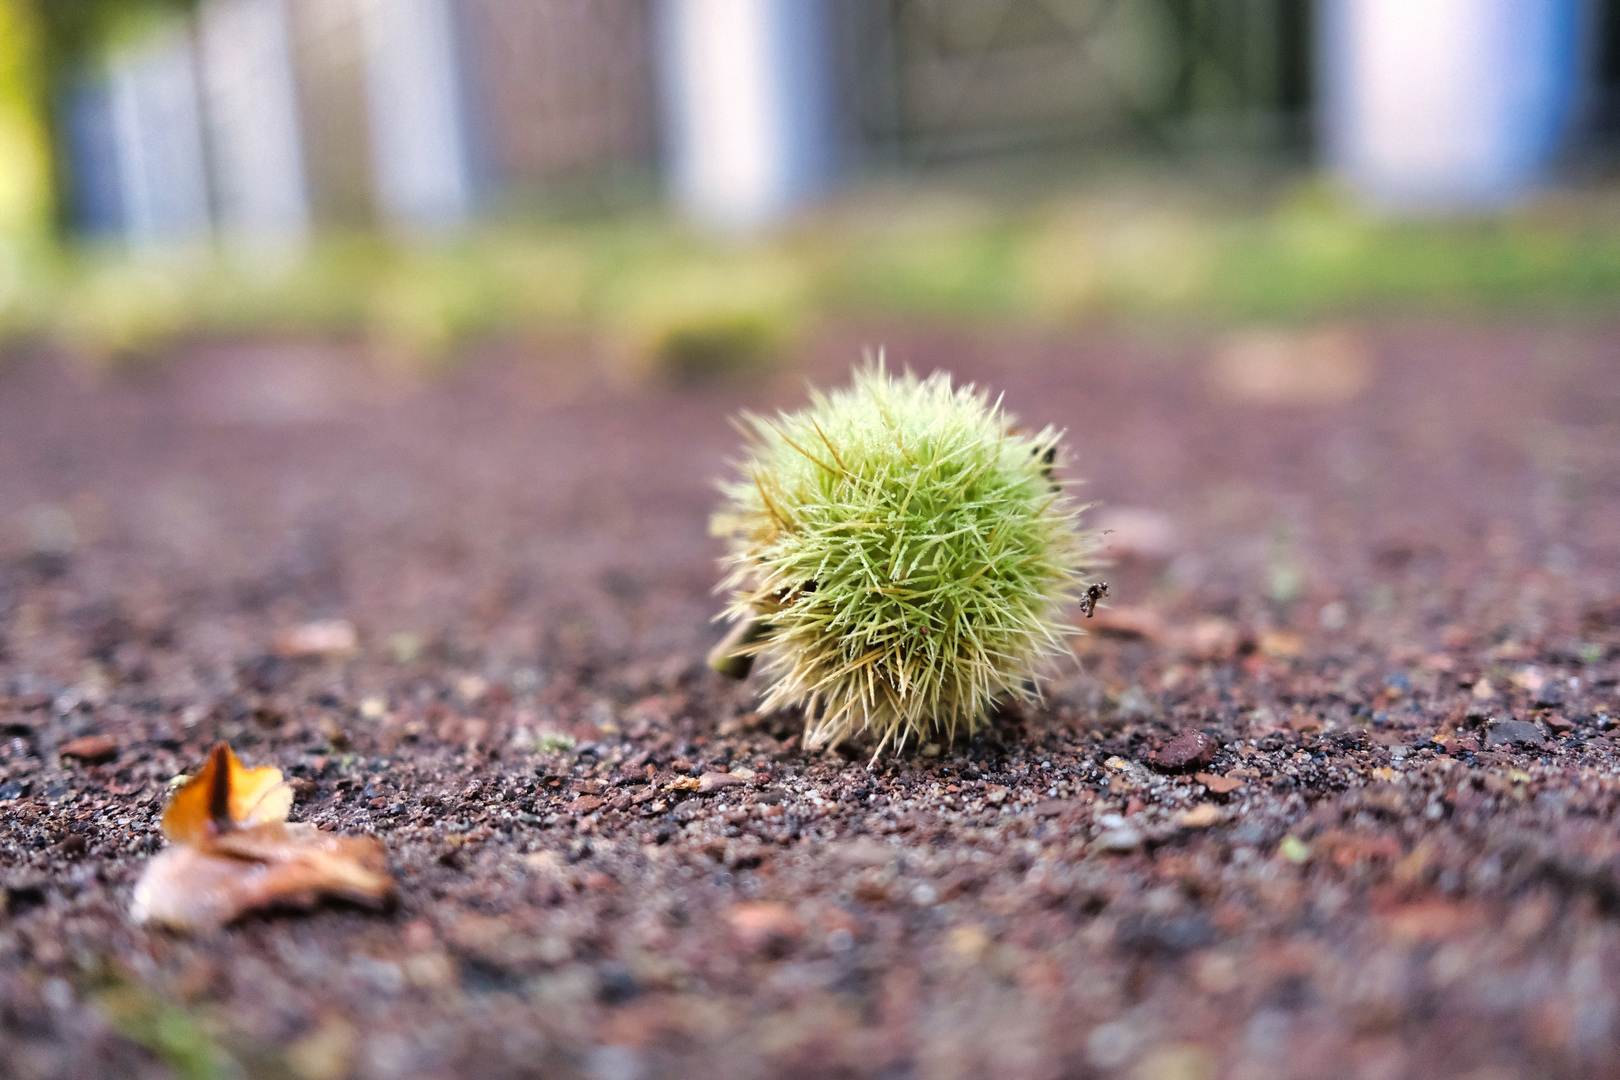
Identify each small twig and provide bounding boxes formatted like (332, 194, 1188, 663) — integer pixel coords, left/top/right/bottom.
(205, 744, 233, 835)
(707, 615, 769, 679)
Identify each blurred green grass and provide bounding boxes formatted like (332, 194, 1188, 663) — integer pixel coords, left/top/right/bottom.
(5, 180, 1620, 370)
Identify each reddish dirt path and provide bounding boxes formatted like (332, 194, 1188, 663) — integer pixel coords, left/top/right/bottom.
(1, 322, 1619, 1080)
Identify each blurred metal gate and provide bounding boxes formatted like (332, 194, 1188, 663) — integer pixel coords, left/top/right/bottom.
(840, 0, 1312, 167)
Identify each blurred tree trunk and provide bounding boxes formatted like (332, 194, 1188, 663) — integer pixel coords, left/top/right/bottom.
(0, 0, 53, 246)
(12, 0, 201, 238)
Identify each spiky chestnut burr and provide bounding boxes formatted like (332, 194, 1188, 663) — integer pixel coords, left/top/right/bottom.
(709, 363, 1095, 755)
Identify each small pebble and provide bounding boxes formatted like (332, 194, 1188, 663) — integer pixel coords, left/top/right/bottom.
(727, 902, 803, 953)
(273, 619, 359, 659)
(1093, 826, 1144, 853)
(1485, 719, 1545, 748)
(1149, 730, 1218, 772)
(58, 735, 117, 764)
(698, 771, 747, 793)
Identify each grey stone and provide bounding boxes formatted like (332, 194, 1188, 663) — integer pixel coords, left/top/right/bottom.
(1092, 826, 1144, 852)
(1485, 719, 1545, 747)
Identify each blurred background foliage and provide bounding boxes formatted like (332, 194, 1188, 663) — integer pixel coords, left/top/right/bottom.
(1, 0, 1619, 372)
(9, 183, 1620, 368)
(29, 0, 200, 76)
(0, 0, 52, 247)
(1, 0, 200, 226)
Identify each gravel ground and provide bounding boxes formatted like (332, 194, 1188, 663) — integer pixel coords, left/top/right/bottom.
(2, 322, 1619, 1080)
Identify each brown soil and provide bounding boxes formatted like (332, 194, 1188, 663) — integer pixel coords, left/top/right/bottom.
(2, 323, 1619, 1080)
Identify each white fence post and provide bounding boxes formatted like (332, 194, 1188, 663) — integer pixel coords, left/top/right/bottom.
(196, 0, 311, 246)
(655, 0, 839, 231)
(107, 29, 212, 248)
(356, 0, 477, 229)
(1320, 0, 1587, 210)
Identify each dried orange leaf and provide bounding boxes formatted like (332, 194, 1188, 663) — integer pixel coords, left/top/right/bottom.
(135, 743, 393, 932)
(162, 743, 292, 845)
(232, 768, 294, 830)
(132, 823, 394, 931)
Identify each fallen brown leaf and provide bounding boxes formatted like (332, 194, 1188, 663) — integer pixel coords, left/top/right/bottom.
(1094, 507, 1178, 561)
(1168, 617, 1242, 660)
(273, 619, 359, 659)
(1209, 327, 1372, 406)
(286, 1017, 359, 1080)
(131, 743, 395, 932)
(1379, 899, 1481, 945)
(1257, 630, 1304, 659)
(1179, 804, 1223, 828)
(1193, 772, 1244, 795)
(1285, 710, 1323, 734)
(59, 735, 117, 764)
(131, 825, 393, 931)
(727, 901, 803, 954)
(1087, 605, 1165, 642)
(944, 923, 992, 961)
